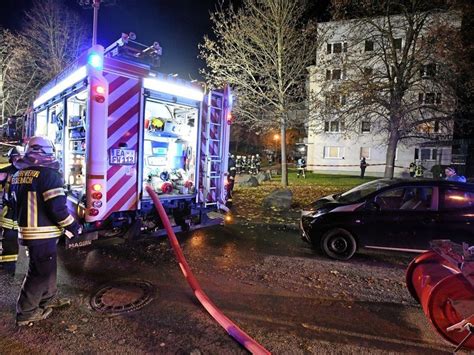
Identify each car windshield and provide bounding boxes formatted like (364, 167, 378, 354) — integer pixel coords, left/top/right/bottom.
(337, 179, 397, 203)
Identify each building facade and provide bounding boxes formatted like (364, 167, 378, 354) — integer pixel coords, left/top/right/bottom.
(307, 12, 460, 177)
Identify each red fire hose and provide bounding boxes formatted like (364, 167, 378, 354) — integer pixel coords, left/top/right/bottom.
(145, 186, 270, 354)
(406, 240, 474, 351)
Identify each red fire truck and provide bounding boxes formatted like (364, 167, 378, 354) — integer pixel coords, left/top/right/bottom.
(24, 35, 231, 247)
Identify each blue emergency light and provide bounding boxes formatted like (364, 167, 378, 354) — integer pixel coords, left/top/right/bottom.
(88, 52, 103, 70)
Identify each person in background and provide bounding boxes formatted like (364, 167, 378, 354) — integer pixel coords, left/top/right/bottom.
(226, 155, 236, 207)
(11, 136, 80, 326)
(235, 155, 242, 175)
(360, 157, 368, 178)
(297, 157, 306, 178)
(409, 162, 416, 178)
(255, 154, 261, 174)
(414, 161, 425, 178)
(445, 166, 466, 182)
(0, 147, 22, 276)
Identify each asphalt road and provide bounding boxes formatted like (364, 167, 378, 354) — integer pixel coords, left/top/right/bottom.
(0, 221, 463, 354)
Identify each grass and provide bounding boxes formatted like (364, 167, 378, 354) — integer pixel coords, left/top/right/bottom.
(232, 169, 377, 225)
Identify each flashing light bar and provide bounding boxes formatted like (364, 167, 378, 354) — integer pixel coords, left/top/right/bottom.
(143, 77, 204, 102)
(88, 52, 103, 70)
(34, 66, 87, 108)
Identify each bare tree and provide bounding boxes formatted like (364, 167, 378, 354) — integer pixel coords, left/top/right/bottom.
(0, 29, 40, 126)
(309, 0, 467, 178)
(200, 0, 317, 186)
(22, 0, 89, 82)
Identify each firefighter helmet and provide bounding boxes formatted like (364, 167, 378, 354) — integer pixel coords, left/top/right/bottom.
(25, 136, 55, 156)
(7, 146, 20, 156)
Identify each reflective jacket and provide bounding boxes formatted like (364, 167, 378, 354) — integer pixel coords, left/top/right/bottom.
(10, 166, 78, 245)
(0, 164, 18, 230)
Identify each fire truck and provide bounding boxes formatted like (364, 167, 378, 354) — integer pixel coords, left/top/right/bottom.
(24, 34, 231, 247)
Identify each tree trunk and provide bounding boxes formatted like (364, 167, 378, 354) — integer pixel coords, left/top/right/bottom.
(280, 115, 288, 187)
(384, 129, 399, 178)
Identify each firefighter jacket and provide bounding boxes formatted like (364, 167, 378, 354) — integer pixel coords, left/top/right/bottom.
(10, 166, 79, 245)
(0, 164, 18, 230)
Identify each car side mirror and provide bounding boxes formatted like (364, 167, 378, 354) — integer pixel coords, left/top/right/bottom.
(365, 201, 380, 212)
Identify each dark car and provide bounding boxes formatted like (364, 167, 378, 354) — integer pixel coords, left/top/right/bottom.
(300, 179, 474, 260)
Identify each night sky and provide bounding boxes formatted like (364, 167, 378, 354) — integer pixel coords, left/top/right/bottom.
(0, 0, 329, 79)
(0, 0, 221, 79)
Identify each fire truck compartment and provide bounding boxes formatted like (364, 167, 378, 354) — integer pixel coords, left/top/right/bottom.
(142, 98, 198, 199)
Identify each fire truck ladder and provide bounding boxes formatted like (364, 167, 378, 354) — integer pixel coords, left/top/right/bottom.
(203, 91, 225, 208)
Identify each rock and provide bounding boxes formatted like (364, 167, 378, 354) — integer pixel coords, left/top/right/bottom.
(262, 189, 293, 211)
(239, 176, 259, 187)
(256, 171, 271, 183)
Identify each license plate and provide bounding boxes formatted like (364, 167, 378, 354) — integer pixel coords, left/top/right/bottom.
(109, 149, 136, 165)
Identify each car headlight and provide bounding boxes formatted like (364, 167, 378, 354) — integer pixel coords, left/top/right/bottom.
(302, 208, 329, 217)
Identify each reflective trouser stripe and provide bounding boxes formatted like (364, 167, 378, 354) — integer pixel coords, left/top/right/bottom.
(0, 254, 18, 262)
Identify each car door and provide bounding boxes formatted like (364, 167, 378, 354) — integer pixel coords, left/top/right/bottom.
(363, 186, 437, 251)
(436, 187, 474, 245)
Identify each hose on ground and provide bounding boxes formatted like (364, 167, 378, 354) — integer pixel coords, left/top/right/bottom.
(145, 185, 270, 354)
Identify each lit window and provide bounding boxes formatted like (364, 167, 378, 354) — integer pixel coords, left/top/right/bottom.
(416, 121, 441, 134)
(324, 146, 344, 159)
(360, 147, 371, 159)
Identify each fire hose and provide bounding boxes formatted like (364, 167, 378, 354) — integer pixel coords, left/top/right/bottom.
(145, 185, 270, 354)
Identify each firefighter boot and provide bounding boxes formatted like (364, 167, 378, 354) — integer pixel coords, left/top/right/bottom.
(41, 297, 72, 309)
(16, 307, 53, 327)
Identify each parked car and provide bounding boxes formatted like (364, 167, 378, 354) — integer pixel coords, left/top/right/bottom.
(300, 179, 474, 260)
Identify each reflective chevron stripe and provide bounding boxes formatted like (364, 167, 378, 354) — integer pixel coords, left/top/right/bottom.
(58, 215, 74, 228)
(0, 217, 18, 230)
(104, 72, 140, 217)
(43, 187, 65, 201)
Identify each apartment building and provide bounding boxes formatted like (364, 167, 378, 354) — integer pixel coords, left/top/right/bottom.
(307, 12, 460, 177)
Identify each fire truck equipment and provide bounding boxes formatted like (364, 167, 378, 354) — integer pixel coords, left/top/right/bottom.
(145, 185, 270, 355)
(406, 240, 474, 351)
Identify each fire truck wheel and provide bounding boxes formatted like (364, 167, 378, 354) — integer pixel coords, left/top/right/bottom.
(321, 228, 357, 261)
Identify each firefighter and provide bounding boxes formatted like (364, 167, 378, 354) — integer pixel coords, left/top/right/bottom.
(297, 157, 306, 178)
(250, 155, 257, 175)
(226, 155, 236, 207)
(255, 154, 261, 174)
(414, 161, 424, 178)
(409, 162, 416, 178)
(0, 147, 21, 276)
(235, 155, 242, 175)
(11, 136, 80, 326)
(241, 156, 247, 174)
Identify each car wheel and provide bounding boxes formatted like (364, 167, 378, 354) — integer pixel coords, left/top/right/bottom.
(321, 228, 357, 261)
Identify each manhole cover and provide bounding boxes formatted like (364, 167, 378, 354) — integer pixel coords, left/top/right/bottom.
(90, 279, 155, 315)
